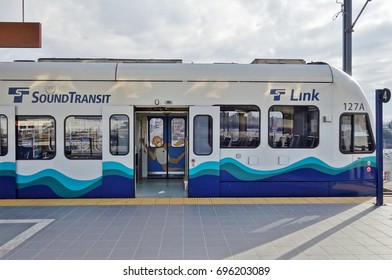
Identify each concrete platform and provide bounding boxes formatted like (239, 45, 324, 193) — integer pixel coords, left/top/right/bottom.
(1, 196, 392, 260)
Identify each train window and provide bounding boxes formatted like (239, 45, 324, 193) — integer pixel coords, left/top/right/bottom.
(65, 116, 102, 160)
(171, 118, 185, 147)
(0, 115, 8, 156)
(220, 105, 260, 148)
(193, 115, 213, 155)
(269, 106, 319, 148)
(16, 116, 56, 160)
(340, 113, 375, 153)
(110, 115, 129, 155)
(149, 118, 164, 147)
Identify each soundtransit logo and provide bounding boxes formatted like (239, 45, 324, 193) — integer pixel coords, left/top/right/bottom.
(8, 87, 111, 104)
(8, 87, 30, 103)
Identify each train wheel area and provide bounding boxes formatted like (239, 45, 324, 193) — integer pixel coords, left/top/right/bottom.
(0, 196, 391, 206)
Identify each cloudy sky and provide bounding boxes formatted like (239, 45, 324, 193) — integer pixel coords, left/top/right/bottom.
(1, 0, 392, 118)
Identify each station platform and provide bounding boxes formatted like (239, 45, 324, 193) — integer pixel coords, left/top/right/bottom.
(1, 196, 391, 206)
(1, 196, 392, 260)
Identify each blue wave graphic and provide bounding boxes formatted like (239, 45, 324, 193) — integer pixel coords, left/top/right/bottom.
(0, 162, 16, 170)
(16, 161, 134, 198)
(221, 156, 376, 181)
(189, 161, 220, 178)
(17, 169, 101, 191)
(103, 161, 133, 177)
(0, 162, 16, 177)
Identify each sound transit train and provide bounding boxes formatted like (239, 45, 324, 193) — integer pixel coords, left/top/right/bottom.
(0, 58, 376, 199)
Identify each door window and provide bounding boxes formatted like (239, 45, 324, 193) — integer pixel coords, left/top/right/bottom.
(171, 118, 185, 147)
(193, 115, 213, 155)
(110, 114, 129, 155)
(149, 118, 164, 147)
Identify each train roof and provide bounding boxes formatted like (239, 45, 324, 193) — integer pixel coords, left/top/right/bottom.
(0, 59, 334, 83)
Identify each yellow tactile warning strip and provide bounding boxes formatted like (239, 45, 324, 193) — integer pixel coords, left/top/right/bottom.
(0, 196, 391, 206)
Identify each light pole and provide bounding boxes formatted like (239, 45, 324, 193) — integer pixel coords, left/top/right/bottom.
(341, 0, 372, 75)
(342, 0, 352, 75)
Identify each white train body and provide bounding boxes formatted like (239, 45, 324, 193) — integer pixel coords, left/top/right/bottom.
(0, 59, 376, 198)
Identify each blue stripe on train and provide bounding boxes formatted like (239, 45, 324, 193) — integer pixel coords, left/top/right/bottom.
(17, 175, 135, 198)
(16, 175, 134, 198)
(15, 162, 134, 198)
(218, 156, 376, 197)
(0, 162, 16, 198)
(220, 156, 376, 182)
(186, 157, 376, 197)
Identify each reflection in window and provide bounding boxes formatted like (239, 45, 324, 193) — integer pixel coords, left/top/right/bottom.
(194, 115, 212, 155)
(149, 118, 164, 147)
(65, 116, 102, 159)
(220, 105, 260, 148)
(171, 118, 185, 147)
(269, 106, 319, 148)
(0, 115, 8, 156)
(110, 115, 129, 155)
(340, 113, 375, 153)
(16, 116, 56, 160)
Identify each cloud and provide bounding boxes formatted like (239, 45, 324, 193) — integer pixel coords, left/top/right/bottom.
(0, 0, 391, 118)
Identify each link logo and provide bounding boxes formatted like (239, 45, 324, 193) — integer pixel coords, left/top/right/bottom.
(8, 87, 30, 103)
(270, 88, 320, 102)
(270, 89, 286, 101)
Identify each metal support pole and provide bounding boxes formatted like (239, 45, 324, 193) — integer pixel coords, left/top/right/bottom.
(351, 0, 372, 31)
(375, 89, 384, 206)
(22, 0, 25, 22)
(343, 0, 352, 75)
(375, 88, 391, 206)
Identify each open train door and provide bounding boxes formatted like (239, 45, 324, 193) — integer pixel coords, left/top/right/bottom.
(0, 106, 16, 198)
(102, 106, 134, 197)
(188, 106, 220, 197)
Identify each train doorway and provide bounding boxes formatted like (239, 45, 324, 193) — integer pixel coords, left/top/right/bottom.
(135, 110, 188, 197)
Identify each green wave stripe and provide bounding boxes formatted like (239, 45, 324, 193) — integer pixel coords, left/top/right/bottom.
(221, 156, 376, 181)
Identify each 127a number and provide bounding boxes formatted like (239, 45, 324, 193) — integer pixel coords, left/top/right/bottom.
(344, 103, 364, 111)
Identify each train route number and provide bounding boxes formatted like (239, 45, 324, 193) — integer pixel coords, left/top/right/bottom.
(343, 102, 365, 111)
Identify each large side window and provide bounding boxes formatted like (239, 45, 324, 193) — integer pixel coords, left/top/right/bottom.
(340, 113, 375, 153)
(0, 115, 8, 156)
(110, 115, 129, 155)
(220, 105, 260, 148)
(193, 115, 213, 155)
(65, 116, 102, 160)
(269, 106, 319, 148)
(16, 116, 56, 160)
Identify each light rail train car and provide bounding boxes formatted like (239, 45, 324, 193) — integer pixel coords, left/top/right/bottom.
(0, 58, 376, 199)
